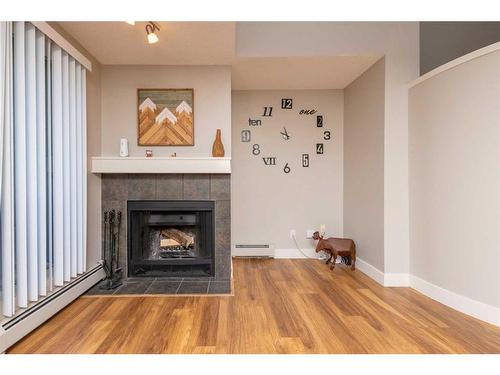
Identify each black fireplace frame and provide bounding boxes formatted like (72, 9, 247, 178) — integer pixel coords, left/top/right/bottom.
(127, 200, 215, 277)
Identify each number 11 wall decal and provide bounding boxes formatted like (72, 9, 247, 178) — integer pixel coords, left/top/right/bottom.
(263, 106, 273, 117)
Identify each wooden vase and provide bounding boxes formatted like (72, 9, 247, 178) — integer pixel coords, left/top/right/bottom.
(212, 129, 225, 157)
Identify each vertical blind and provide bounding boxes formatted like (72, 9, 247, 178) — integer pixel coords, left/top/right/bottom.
(0, 22, 87, 318)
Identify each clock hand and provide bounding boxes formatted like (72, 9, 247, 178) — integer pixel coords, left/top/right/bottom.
(280, 127, 290, 139)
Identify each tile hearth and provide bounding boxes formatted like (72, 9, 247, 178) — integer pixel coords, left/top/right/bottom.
(86, 277, 232, 296)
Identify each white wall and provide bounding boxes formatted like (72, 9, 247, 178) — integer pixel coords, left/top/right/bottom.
(344, 58, 385, 271)
(101, 65, 231, 157)
(236, 22, 419, 273)
(232, 90, 343, 254)
(409, 49, 500, 309)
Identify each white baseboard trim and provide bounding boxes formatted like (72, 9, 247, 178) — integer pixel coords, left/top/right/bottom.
(384, 273, 410, 287)
(356, 258, 410, 287)
(355, 257, 385, 285)
(356, 257, 500, 327)
(274, 248, 318, 259)
(0, 264, 105, 353)
(410, 275, 500, 327)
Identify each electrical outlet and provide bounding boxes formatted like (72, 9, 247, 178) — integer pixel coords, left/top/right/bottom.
(290, 229, 296, 239)
(306, 229, 315, 239)
(320, 224, 326, 234)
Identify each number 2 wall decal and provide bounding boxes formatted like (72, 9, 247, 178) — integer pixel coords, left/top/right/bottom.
(317, 115, 323, 127)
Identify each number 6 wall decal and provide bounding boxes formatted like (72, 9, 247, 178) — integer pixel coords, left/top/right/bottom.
(283, 163, 291, 173)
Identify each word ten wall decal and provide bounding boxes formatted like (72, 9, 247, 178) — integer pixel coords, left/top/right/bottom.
(248, 118, 262, 126)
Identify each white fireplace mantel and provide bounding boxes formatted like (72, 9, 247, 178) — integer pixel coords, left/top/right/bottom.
(91, 156, 231, 174)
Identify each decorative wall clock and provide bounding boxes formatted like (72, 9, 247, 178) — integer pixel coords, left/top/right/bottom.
(242, 98, 333, 174)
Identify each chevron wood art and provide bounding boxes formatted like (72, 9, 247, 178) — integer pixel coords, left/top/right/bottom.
(137, 89, 194, 146)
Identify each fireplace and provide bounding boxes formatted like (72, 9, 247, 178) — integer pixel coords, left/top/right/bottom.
(128, 200, 215, 277)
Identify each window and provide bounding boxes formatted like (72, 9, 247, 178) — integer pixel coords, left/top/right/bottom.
(0, 22, 87, 319)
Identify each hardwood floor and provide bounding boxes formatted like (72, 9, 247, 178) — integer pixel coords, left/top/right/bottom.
(8, 258, 500, 354)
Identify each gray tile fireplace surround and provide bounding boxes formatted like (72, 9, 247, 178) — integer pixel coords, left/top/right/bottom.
(86, 173, 231, 296)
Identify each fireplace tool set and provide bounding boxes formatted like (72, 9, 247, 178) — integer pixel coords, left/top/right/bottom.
(100, 209, 123, 290)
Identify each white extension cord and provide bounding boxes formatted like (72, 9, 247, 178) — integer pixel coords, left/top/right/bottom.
(291, 233, 319, 259)
(291, 232, 341, 263)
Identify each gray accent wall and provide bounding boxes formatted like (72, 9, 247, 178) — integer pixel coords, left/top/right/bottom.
(231, 90, 344, 254)
(344, 58, 385, 271)
(420, 22, 500, 75)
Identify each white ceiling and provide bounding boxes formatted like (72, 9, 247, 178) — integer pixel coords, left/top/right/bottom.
(231, 56, 382, 90)
(58, 22, 235, 65)
(59, 22, 381, 89)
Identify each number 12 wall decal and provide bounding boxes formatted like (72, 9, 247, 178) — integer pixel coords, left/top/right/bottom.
(281, 98, 293, 109)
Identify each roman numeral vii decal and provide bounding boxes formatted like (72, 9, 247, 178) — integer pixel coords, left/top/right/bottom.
(262, 157, 277, 165)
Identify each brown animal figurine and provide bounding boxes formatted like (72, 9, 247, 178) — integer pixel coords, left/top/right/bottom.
(313, 231, 356, 271)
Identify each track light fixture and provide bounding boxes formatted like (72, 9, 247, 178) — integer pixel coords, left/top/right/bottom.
(145, 22, 160, 44)
(124, 21, 161, 44)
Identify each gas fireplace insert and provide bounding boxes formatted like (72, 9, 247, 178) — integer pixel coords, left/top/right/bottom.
(127, 200, 215, 277)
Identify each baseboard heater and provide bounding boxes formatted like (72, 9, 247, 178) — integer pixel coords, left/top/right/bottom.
(0, 264, 105, 353)
(233, 243, 275, 258)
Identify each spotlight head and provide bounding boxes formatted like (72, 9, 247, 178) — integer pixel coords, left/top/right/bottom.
(145, 22, 160, 44)
(147, 32, 159, 44)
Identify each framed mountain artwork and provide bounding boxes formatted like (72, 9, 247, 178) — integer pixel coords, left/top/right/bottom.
(137, 88, 194, 146)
